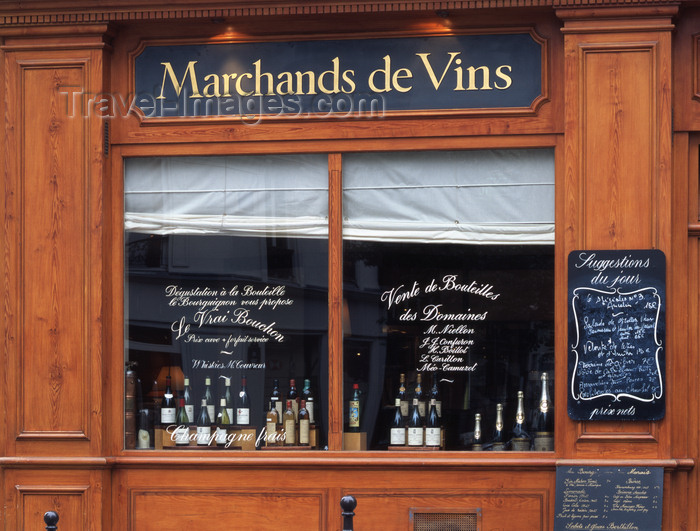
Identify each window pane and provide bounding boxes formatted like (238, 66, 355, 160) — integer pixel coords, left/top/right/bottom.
(342, 150, 555, 451)
(125, 155, 328, 451)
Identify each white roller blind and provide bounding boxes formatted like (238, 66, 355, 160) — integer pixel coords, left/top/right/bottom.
(124, 149, 554, 244)
(124, 154, 329, 237)
(343, 149, 554, 244)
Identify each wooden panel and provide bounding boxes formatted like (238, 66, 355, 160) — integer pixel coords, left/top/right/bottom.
(581, 45, 655, 248)
(129, 490, 323, 530)
(2, 39, 107, 455)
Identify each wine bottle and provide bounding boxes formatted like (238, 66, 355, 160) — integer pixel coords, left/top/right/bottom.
(224, 377, 234, 425)
(302, 379, 315, 424)
(270, 378, 283, 425)
(265, 401, 279, 447)
(430, 373, 442, 418)
(237, 375, 250, 426)
(183, 376, 194, 424)
(425, 398, 441, 448)
(203, 377, 215, 421)
(510, 391, 532, 451)
(288, 379, 299, 421)
(283, 399, 296, 445)
(215, 398, 231, 447)
(532, 372, 554, 451)
(348, 383, 360, 432)
(407, 397, 423, 447)
(174, 398, 191, 446)
(471, 413, 483, 451)
(491, 403, 506, 451)
(160, 375, 177, 425)
(397, 373, 409, 418)
(414, 373, 426, 418)
(298, 399, 310, 446)
(196, 398, 211, 446)
(389, 398, 406, 446)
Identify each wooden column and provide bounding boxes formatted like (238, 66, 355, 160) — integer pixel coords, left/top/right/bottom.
(0, 26, 111, 530)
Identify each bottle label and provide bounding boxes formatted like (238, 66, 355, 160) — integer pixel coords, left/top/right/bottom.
(425, 427, 440, 446)
(160, 408, 176, 424)
(174, 425, 190, 445)
(292, 400, 299, 421)
(266, 421, 277, 444)
(274, 400, 283, 423)
(408, 427, 423, 446)
(418, 401, 426, 418)
(226, 407, 234, 424)
(306, 401, 314, 424)
(399, 400, 409, 417)
(533, 433, 554, 452)
(299, 419, 310, 444)
(390, 427, 406, 446)
(435, 401, 442, 417)
(349, 400, 360, 428)
(215, 427, 228, 445)
(284, 418, 296, 444)
(196, 426, 211, 446)
(185, 405, 194, 424)
(207, 405, 215, 422)
(237, 408, 250, 425)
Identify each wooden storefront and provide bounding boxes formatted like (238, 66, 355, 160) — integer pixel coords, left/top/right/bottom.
(1, 1, 699, 529)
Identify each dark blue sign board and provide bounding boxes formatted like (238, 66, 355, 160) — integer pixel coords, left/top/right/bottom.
(555, 466, 663, 531)
(133, 33, 542, 118)
(567, 250, 665, 421)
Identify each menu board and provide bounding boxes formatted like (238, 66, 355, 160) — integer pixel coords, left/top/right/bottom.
(567, 250, 665, 421)
(555, 466, 663, 531)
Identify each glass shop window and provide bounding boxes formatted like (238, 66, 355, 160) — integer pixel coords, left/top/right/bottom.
(124, 155, 329, 451)
(341, 149, 555, 452)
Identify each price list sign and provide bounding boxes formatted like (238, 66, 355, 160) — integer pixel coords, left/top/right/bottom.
(555, 466, 663, 531)
(567, 250, 665, 421)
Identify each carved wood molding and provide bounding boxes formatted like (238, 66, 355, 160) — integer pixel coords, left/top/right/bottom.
(0, 0, 684, 27)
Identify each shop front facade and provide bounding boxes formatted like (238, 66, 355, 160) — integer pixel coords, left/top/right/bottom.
(1, 1, 698, 529)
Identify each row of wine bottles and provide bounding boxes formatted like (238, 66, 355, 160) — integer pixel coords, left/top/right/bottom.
(159, 375, 315, 428)
(469, 373, 554, 451)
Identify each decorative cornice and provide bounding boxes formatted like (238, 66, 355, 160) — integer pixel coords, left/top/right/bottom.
(0, 0, 685, 27)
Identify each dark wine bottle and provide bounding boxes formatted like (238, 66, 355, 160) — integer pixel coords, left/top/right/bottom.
(471, 413, 483, 451)
(425, 398, 441, 448)
(215, 398, 231, 447)
(283, 399, 296, 446)
(160, 375, 176, 425)
(532, 372, 554, 451)
(397, 373, 409, 418)
(196, 398, 211, 446)
(414, 373, 426, 418)
(237, 375, 250, 425)
(389, 398, 406, 446)
(302, 379, 315, 424)
(348, 383, 360, 432)
(270, 378, 283, 425)
(288, 378, 299, 421)
(183, 376, 194, 424)
(491, 403, 506, 451)
(298, 399, 310, 446)
(224, 377, 234, 425)
(430, 372, 441, 418)
(203, 377, 215, 422)
(407, 397, 423, 447)
(510, 390, 532, 451)
(174, 398, 190, 446)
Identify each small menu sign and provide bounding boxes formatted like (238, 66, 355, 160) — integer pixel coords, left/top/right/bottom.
(567, 250, 665, 421)
(555, 466, 663, 531)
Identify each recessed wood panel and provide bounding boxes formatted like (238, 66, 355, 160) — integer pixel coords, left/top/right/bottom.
(581, 45, 655, 248)
(129, 490, 323, 530)
(18, 63, 89, 437)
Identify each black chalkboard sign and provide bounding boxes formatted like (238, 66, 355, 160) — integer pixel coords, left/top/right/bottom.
(555, 466, 663, 531)
(568, 250, 665, 421)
